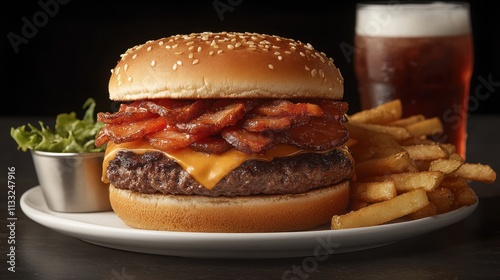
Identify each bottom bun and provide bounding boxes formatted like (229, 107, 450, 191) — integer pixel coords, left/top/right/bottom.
(109, 181, 350, 233)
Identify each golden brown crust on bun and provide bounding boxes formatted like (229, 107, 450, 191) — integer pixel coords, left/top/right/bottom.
(108, 32, 344, 101)
(109, 181, 350, 233)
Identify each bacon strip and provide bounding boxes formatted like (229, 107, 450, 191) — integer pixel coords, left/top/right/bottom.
(97, 111, 158, 124)
(147, 129, 206, 150)
(176, 100, 252, 135)
(252, 100, 324, 117)
(139, 99, 213, 124)
(221, 126, 274, 154)
(243, 116, 292, 132)
(99, 117, 167, 144)
(190, 137, 233, 154)
(286, 119, 349, 151)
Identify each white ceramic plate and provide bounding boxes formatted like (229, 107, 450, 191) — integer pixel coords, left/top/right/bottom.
(21, 186, 477, 259)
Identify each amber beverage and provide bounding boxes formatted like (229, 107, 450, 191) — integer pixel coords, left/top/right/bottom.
(354, 3, 473, 157)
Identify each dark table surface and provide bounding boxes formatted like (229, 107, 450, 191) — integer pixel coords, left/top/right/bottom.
(1, 114, 499, 280)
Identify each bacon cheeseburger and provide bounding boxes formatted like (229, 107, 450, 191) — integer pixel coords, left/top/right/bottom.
(96, 32, 354, 232)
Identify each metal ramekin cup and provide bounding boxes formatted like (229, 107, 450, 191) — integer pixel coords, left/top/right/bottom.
(31, 150, 111, 212)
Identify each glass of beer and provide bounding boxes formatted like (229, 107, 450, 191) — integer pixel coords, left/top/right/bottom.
(354, 2, 474, 157)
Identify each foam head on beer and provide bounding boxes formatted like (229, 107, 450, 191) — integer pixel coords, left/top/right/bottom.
(355, 2, 471, 37)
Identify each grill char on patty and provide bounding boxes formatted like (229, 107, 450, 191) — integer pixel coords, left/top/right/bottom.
(107, 149, 354, 197)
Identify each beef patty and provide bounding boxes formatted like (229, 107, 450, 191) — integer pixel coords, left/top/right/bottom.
(107, 148, 354, 197)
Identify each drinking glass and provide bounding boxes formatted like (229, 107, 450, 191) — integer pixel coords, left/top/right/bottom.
(354, 2, 474, 157)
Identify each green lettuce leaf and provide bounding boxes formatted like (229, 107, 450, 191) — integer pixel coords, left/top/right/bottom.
(10, 98, 106, 153)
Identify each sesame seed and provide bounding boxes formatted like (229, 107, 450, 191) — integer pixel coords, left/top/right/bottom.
(188, 46, 194, 51)
(278, 55, 283, 61)
(188, 53, 194, 58)
(124, 64, 128, 71)
(127, 76, 133, 82)
(227, 44, 234, 49)
(175, 51, 183, 55)
(172, 44, 178, 48)
(173, 63, 178, 70)
(192, 59, 199, 65)
(197, 46, 202, 52)
(268, 64, 274, 69)
(234, 42, 241, 48)
(110, 69, 114, 74)
(132, 54, 137, 59)
(177, 60, 182, 65)
(147, 46, 152, 51)
(217, 49, 223, 54)
(311, 69, 317, 77)
(158, 41, 164, 46)
(151, 60, 156, 67)
(209, 50, 215, 55)
(299, 52, 305, 57)
(117, 80, 122, 86)
(165, 45, 171, 49)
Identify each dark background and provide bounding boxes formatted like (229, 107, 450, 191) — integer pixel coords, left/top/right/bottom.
(2, 0, 499, 117)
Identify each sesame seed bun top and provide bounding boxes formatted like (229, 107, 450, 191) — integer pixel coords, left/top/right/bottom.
(108, 31, 344, 101)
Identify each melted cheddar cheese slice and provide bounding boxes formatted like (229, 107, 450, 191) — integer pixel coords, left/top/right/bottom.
(102, 140, 308, 189)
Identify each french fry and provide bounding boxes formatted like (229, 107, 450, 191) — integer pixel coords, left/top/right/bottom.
(452, 163, 497, 183)
(427, 188, 454, 214)
(405, 117, 444, 138)
(348, 99, 402, 124)
(429, 158, 463, 174)
(347, 121, 412, 142)
(448, 153, 464, 162)
(451, 186, 478, 209)
(403, 143, 449, 161)
(348, 131, 399, 162)
(331, 188, 429, 229)
(355, 148, 414, 178)
(387, 114, 425, 127)
(368, 171, 444, 193)
(407, 202, 438, 220)
(440, 143, 457, 155)
(439, 177, 469, 191)
(351, 181, 397, 203)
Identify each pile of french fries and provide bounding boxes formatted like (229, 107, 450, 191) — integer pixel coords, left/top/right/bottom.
(331, 99, 497, 230)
